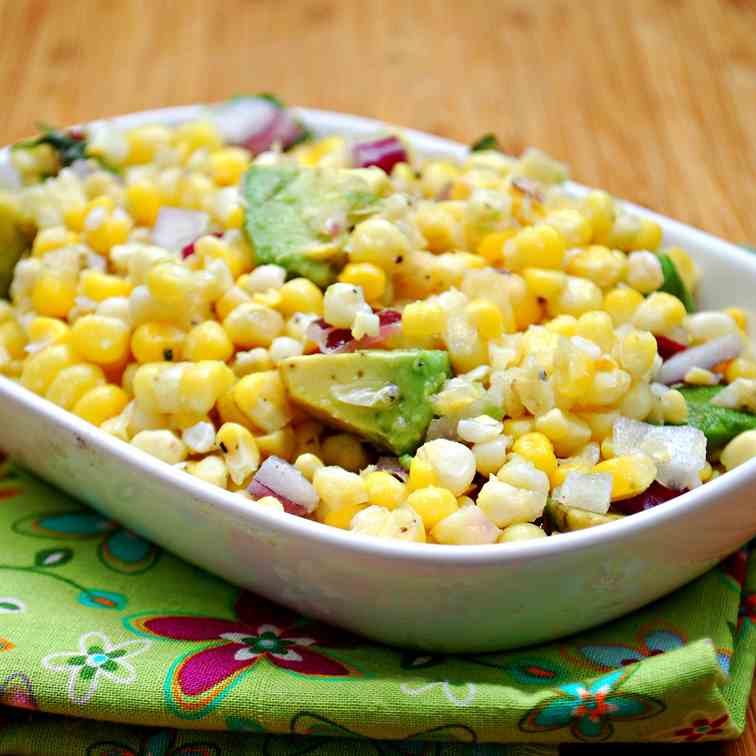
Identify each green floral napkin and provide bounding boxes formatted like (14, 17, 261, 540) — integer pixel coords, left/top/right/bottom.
(0, 463, 754, 755)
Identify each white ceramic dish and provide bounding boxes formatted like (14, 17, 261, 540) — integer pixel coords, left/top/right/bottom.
(1, 106, 755, 653)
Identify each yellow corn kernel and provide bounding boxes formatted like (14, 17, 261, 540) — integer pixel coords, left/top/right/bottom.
(173, 119, 223, 152)
(25, 317, 69, 348)
(255, 427, 296, 459)
(665, 247, 699, 292)
(502, 417, 535, 439)
(215, 286, 252, 321)
(725, 358, 756, 383)
(600, 437, 615, 459)
(321, 433, 368, 472)
(184, 321, 233, 362)
(131, 322, 186, 363)
(209, 147, 250, 186)
(186, 455, 229, 489)
(724, 307, 747, 332)
(180, 361, 235, 416)
(84, 209, 133, 254)
(223, 303, 284, 348)
(294, 452, 324, 481)
(147, 263, 194, 306)
(349, 217, 409, 272)
(503, 224, 565, 271)
(0, 320, 27, 359)
(32, 226, 78, 257)
(534, 408, 592, 457)
(46, 363, 105, 409)
(125, 124, 172, 164)
(547, 276, 603, 318)
(512, 432, 558, 481)
(71, 315, 131, 365)
(270, 277, 323, 318)
(216, 422, 260, 485)
(405, 486, 458, 529)
(594, 453, 657, 501)
(125, 181, 161, 227)
(523, 268, 566, 300)
(575, 410, 620, 443)
(31, 274, 76, 318)
(217, 388, 254, 429)
(322, 501, 365, 530)
(253, 289, 283, 309)
(131, 429, 188, 464)
(420, 160, 461, 197)
(544, 208, 592, 247)
(80, 270, 132, 302)
(603, 287, 644, 326)
(576, 311, 615, 354)
(544, 315, 577, 338)
(634, 218, 663, 251)
(721, 430, 756, 471)
(408, 456, 438, 491)
(415, 203, 461, 253)
(465, 299, 504, 340)
(661, 388, 688, 424)
(566, 246, 627, 290)
(498, 523, 547, 543)
(338, 263, 386, 303)
(233, 370, 292, 433)
(20, 343, 78, 394)
(582, 190, 615, 242)
(618, 330, 657, 379)
(632, 292, 686, 334)
(297, 135, 345, 166)
(64, 196, 114, 233)
(477, 230, 517, 265)
(73, 384, 129, 426)
(699, 461, 713, 483)
(314, 466, 369, 514)
(364, 471, 407, 510)
(401, 300, 445, 341)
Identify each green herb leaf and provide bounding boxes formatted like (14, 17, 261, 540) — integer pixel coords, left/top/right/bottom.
(13, 126, 118, 175)
(678, 385, 756, 449)
(470, 133, 500, 152)
(658, 253, 696, 312)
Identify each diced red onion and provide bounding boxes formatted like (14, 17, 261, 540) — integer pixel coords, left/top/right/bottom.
(375, 457, 409, 482)
(249, 455, 318, 516)
(212, 97, 305, 155)
(611, 481, 682, 515)
(655, 334, 687, 360)
(181, 231, 224, 259)
(306, 309, 402, 354)
(152, 207, 210, 252)
(656, 333, 743, 385)
(352, 136, 408, 173)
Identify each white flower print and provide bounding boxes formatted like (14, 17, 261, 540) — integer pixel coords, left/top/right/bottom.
(400, 679, 477, 707)
(41, 631, 151, 705)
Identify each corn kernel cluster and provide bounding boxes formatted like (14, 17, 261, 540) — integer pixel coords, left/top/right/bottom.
(1, 115, 755, 547)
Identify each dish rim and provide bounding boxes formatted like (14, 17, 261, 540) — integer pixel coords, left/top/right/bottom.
(2, 103, 756, 566)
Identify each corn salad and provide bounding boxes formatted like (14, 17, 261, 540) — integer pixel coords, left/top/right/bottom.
(1, 97, 755, 546)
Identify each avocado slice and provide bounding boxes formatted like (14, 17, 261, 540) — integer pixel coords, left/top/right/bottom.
(280, 349, 451, 455)
(658, 253, 695, 313)
(0, 193, 30, 297)
(545, 499, 624, 532)
(242, 164, 379, 288)
(677, 385, 756, 450)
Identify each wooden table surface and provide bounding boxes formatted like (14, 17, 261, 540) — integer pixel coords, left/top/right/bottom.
(1, 0, 755, 752)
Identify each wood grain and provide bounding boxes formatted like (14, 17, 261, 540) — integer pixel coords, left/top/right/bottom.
(1, 0, 755, 752)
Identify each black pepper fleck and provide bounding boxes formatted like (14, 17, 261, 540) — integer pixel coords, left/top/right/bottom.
(163, 348, 174, 361)
(219, 442, 228, 453)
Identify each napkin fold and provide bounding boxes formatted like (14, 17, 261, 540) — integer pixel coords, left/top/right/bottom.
(0, 464, 754, 753)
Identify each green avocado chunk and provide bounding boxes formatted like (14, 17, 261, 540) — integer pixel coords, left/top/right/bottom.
(658, 253, 695, 313)
(280, 349, 451, 455)
(545, 499, 625, 532)
(242, 164, 379, 288)
(0, 194, 30, 297)
(678, 385, 756, 450)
